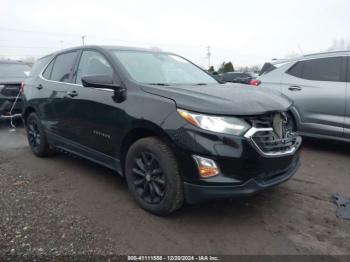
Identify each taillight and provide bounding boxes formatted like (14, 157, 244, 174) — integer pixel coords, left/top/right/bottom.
(250, 79, 261, 86)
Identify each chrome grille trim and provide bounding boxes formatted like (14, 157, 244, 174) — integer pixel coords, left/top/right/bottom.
(244, 127, 301, 157)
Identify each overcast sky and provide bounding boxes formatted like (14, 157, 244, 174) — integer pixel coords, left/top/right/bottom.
(1, 0, 350, 68)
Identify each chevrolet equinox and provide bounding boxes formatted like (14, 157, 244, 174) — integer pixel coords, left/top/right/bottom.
(22, 46, 302, 215)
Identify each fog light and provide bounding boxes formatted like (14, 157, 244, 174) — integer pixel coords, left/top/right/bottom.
(193, 155, 220, 178)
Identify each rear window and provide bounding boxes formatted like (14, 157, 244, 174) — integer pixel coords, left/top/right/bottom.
(29, 56, 52, 77)
(286, 62, 303, 78)
(43, 59, 54, 79)
(222, 73, 248, 81)
(222, 73, 235, 82)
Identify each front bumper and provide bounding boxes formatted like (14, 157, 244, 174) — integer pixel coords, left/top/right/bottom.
(164, 110, 302, 203)
(184, 157, 300, 204)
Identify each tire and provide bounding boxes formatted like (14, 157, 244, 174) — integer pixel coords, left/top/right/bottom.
(125, 137, 184, 215)
(26, 112, 52, 157)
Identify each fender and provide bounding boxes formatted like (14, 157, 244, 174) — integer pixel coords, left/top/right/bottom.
(289, 105, 302, 131)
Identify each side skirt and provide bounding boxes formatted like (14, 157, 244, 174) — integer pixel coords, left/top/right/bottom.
(46, 131, 123, 176)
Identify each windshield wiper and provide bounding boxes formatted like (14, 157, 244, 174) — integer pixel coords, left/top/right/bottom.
(147, 83, 170, 86)
(192, 83, 208, 86)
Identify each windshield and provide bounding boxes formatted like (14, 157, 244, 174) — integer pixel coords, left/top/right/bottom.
(0, 63, 31, 78)
(111, 50, 217, 85)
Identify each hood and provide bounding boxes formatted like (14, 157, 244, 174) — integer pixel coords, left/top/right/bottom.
(142, 83, 292, 116)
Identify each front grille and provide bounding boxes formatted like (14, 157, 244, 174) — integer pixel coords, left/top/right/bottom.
(252, 129, 297, 154)
(245, 112, 299, 156)
(1, 84, 21, 97)
(246, 114, 272, 128)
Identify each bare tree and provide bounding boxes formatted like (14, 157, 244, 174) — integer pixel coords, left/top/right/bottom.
(235, 65, 260, 73)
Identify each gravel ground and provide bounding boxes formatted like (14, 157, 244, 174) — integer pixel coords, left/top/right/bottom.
(0, 121, 350, 256)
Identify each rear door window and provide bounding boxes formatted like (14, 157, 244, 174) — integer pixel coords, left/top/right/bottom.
(287, 57, 346, 82)
(50, 51, 78, 83)
(222, 73, 234, 82)
(29, 56, 52, 77)
(302, 57, 344, 82)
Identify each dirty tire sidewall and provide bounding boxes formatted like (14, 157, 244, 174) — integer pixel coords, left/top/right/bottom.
(26, 112, 51, 157)
(125, 137, 184, 216)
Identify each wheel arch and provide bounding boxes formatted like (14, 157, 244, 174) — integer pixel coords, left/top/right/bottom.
(288, 105, 302, 131)
(119, 121, 176, 173)
(23, 106, 37, 125)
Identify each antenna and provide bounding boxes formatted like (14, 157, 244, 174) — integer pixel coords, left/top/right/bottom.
(206, 46, 211, 69)
(81, 35, 86, 46)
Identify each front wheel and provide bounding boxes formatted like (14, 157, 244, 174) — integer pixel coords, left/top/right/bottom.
(26, 112, 52, 157)
(125, 137, 184, 215)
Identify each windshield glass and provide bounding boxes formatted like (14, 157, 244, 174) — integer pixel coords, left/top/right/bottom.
(0, 63, 31, 78)
(111, 50, 217, 85)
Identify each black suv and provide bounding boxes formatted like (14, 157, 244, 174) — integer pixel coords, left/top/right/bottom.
(23, 46, 301, 215)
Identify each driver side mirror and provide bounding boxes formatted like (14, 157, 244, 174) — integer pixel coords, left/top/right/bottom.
(81, 75, 119, 90)
(81, 75, 126, 102)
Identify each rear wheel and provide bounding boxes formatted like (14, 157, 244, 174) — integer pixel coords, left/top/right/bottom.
(26, 112, 52, 157)
(125, 137, 184, 215)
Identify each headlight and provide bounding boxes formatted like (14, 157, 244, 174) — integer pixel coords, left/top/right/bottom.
(177, 109, 250, 135)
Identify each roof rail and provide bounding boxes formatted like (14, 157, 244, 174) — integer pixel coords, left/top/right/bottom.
(268, 50, 350, 64)
(302, 50, 350, 57)
(270, 57, 297, 65)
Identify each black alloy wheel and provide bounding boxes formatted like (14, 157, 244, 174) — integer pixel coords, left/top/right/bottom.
(26, 112, 52, 157)
(132, 152, 166, 204)
(125, 137, 184, 215)
(27, 119, 41, 150)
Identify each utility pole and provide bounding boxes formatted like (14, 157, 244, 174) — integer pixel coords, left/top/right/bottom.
(206, 46, 211, 69)
(81, 35, 86, 46)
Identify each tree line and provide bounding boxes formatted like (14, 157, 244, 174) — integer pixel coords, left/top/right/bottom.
(208, 62, 260, 75)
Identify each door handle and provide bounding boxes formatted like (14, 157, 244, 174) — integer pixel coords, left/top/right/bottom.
(288, 86, 302, 91)
(67, 90, 78, 97)
(36, 84, 43, 90)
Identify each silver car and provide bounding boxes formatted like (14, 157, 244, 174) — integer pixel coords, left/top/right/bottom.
(258, 51, 350, 142)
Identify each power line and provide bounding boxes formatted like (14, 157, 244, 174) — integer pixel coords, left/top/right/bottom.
(0, 27, 82, 37)
(0, 26, 209, 49)
(0, 46, 61, 49)
(0, 27, 146, 45)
